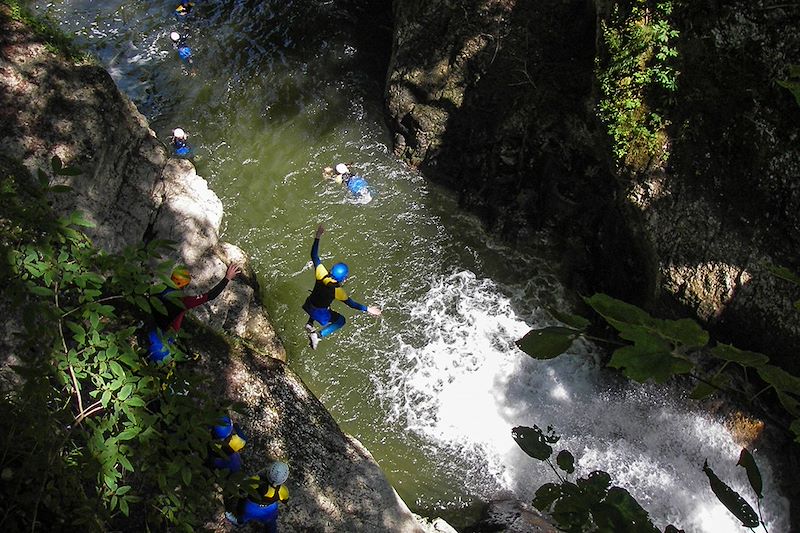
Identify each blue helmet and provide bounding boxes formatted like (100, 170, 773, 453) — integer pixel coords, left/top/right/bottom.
(330, 262, 349, 283)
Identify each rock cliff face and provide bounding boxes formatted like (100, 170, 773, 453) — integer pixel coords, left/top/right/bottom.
(386, 0, 800, 371)
(0, 7, 426, 531)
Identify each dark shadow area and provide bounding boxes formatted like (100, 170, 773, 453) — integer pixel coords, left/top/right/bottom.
(386, 0, 656, 306)
(659, 0, 800, 362)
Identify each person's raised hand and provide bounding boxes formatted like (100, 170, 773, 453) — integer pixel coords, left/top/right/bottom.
(315, 224, 325, 239)
(367, 306, 382, 317)
(225, 262, 241, 280)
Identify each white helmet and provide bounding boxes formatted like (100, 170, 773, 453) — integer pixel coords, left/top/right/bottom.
(172, 128, 186, 139)
(170, 31, 181, 43)
(335, 163, 349, 175)
(267, 461, 289, 485)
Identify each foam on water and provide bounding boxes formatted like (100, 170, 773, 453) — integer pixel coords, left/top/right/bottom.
(381, 269, 789, 532)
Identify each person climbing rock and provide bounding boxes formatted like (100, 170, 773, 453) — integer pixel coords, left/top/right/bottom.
(226, 461, 290, 531)
(169, 31, 193, 65)
(146, 262, 241, 362)
(322, 163, 372, 203)
(208, 415, 246, 473)
(170, 127, 192, 156)
(302, 224, 381, 349)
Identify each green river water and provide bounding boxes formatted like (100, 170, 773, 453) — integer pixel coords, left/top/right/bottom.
(34, 0, 790, 530)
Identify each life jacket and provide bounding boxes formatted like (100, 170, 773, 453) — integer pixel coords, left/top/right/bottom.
(307, 275, 340, 309)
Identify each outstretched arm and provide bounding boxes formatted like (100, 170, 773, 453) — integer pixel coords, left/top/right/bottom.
(311, 224, 324, 267)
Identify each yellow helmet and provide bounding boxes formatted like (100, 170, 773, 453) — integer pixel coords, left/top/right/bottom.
(171, 266, 191, 288)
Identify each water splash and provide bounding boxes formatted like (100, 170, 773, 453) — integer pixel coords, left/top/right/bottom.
(381, 269, 788, 532)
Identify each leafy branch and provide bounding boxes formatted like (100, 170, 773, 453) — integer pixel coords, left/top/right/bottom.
(516, 293, 800, 443)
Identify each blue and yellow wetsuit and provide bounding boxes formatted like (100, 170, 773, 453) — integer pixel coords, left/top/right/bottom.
(302, 237, 367, 338)
(234, 476, 289, 532)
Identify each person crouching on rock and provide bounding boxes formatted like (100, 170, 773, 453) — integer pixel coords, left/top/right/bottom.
(226, 461, 290, 531)
(208, 415, 246, 473)
(146, 262, 240, 363)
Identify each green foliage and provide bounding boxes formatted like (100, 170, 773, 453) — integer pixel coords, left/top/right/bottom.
(516, 326, 579, 360)
(596, 0, 679, 166)
(515, 426, 670, 533)
(1, 0, 88, 61)
(0, 158, 235, 530)
(736, 448, 762, 499)
(512, 425, 560, 461)
(776, 64, 800, 108)
(702, 459, 759, 528)
(515, 293, 800, 443)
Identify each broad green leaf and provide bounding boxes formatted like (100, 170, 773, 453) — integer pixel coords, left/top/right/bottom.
(29, 286, 54, 297)
(126, 396, 146, 408)
(119, 497, 129, 516)
(181, 466, 192, 486)
(532, 483, 562, 511)
(69, 211, 95, 228)
(576, 470, 611, 502)
(736, 448, 763, 499)
(654, 317, 709, 349)
(51, 155, 63, 172)
(118, 427, 140, 441)
(150, 295, 167, 316)
(516, 327, 577, 359)
(118, 454, 134, 473)
(556, 450, 575, 474)
(100, 390, 112, 408)
(702, 460, 759, 527)
(109, 361, 124, 378)
(548, 307, 590, 331)
(758, 365, 800, 393)
(595, 486, 660, 533)
(608, 331, 692, 383)
(118, 384, 133, 401)
(584, 293, 654, 329)
(712, 344, 769, 368)
(134, 295, 151, 313)
(512, 425, 559, 461)
(777, 392, 800, 417)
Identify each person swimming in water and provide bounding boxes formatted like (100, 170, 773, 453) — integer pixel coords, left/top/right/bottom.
(170, 31, 193, 65)
(302, 224, 381, 350)
(323, 163, 372, 203)
(174, 0, 195, 18)
(170, 127, 192, 156)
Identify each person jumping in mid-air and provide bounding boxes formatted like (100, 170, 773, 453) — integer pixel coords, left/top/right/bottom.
(323, 163, 372, 203)
(302, 224, 381, 349)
